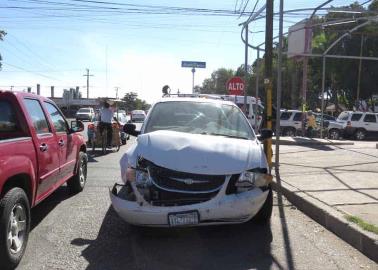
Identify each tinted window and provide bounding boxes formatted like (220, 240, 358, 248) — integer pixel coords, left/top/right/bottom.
(363, 114, 377, 123)
(44, 102, 68, 132)
(24, 99, 50, 134)
(0, 100, 20, 133)
(351, 113, 362, 121)
(280, 112, 292, 120)
(338, 112, 349, 121)
(78, 108, 90, 113)
(293, 112, 303, 121)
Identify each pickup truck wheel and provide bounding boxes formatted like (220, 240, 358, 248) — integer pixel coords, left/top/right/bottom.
(283, 128, 296, 137)
(0, 188, 30, 270)
(251, 187, 273, 224)
(67, 152, 88, 194)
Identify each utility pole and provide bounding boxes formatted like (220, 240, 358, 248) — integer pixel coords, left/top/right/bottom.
(244, 23, 249, 115)
(191, 68, 195, 93)
(83, 68, 94, 99)
(356, 34, 364, 107)
(264, 0, 274, 169)
(115, 86, 120, 99)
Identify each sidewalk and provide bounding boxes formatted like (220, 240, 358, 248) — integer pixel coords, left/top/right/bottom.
(272, 136, 354, 146)
(271, 141, 378, 262)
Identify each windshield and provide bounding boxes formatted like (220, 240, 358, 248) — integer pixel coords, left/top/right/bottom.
(144, 101, 255, 140)
(132, 114, 145, 122)
(78, 108, 90, 113)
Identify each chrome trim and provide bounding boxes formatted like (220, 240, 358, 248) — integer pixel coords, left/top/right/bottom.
(0, 137, 32, 144)
(149, 176, 223, 194)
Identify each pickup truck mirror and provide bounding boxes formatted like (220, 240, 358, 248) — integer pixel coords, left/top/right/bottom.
(123, 123, 140, 137)
(70, 120, 84, 133)
(257, 128, 273, 141)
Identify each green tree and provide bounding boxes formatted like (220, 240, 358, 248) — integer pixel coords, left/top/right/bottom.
(121, 92, 150, 111)
(199, 68, 234, 94)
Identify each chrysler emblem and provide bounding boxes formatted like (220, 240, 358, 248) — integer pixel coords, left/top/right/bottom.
(170, 177, 208, 185)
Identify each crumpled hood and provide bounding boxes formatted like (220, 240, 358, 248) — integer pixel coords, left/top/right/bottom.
(125, 130, 267, 175)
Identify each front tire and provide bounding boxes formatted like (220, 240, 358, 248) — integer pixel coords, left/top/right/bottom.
(0, 188, 30, 270)
(283, 128, 296, 137)
(328, 129, 340, 140)
(67, 151, 88, 194)
(252, 187, 273, 224)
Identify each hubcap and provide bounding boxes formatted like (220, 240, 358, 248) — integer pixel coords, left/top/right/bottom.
(356, 131, 364, 140)
(7, 204, 26, 254)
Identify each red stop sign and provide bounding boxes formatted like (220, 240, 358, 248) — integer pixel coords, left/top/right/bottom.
(226, 77, 245, 96)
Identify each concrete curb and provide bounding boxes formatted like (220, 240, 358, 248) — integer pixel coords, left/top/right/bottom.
(272, 138, 354, 146)
(272, 179, 378, 263)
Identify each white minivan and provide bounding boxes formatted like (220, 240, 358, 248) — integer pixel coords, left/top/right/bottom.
(110, 96, 273, 227)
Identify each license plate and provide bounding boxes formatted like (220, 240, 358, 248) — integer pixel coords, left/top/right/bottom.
(168, 211, 199, 227)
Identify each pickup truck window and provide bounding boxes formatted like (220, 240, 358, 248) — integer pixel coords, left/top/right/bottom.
(0, 100, 21, 139)
(44, 102, 68, 132)
(24, 99, 51, 134)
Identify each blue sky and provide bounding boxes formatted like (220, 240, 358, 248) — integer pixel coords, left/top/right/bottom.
(0, 0, 367, 103)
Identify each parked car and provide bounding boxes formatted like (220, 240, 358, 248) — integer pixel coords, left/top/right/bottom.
(111, 96, 273, 227)
(76, 107, 95, 121)
(0, 90, 87, 269)
(279, 110, 304, 136)
(337, 111, 378, 140)
(130, 110, 146, 123)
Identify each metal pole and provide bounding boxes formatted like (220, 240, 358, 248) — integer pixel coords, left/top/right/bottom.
(264, 0, 274, 169)
(256, 48, 260, 98)
(356, 34, 364, 106)
(191, 68, 195, 93)
(244, 23, 249, 114)
(275, 0, 284, 172)
(320, 56, 326, 138)
(86, 69, 89, 99)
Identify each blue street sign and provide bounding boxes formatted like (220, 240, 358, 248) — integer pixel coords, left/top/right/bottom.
(181, 61, 206, 68)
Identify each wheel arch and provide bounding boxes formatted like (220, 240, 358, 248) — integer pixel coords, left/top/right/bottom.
(1, 174, 33, 206)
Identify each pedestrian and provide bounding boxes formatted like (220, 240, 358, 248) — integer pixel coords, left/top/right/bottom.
(99, 101, 113, 147)
(306, 110, 317, 138)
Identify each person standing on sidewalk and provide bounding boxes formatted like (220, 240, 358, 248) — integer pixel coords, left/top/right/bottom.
(306, 110, 317, 138)
(99, 101, 113, 147)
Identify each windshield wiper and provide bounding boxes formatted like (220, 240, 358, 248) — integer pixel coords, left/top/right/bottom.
(201, 132, 249, 140)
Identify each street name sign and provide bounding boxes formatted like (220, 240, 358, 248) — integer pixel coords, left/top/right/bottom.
(181, 61, 206, 68)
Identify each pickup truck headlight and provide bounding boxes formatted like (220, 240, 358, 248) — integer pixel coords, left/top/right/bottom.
(126, 167, 150, 187)
(235, 171, 272, 192)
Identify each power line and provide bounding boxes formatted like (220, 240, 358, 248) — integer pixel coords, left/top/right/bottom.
(2, 62, 62, 81)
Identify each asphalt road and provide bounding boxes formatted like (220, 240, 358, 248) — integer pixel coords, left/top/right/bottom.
(16, 138, 376, 270)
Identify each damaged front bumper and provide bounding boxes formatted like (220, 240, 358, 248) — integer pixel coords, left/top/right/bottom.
(109, 180, 269, 227)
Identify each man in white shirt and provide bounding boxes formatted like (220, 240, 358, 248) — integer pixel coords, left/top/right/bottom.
(99, 101, 113, 147)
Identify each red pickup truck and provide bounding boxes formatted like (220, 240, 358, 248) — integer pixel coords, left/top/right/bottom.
(0, 90, 87, 269)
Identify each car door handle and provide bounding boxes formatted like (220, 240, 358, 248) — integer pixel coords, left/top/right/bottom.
(39, 143, 48, 152)
(58, 139, 65, 146)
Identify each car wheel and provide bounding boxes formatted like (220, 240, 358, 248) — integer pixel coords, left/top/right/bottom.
(252, 187, 273, 224)
(122, 139, 127, 145)
(355, 129, 366, 141)
(0, 188, 30, 270)
(328, 129, 340, 140)
(67, 151, 88, 194)
(283, 128, 296, 137)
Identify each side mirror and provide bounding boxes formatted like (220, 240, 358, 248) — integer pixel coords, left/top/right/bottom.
(123, 123, 140, 137)
(70, 120, 84, 133)
(257, 128, 273, 141)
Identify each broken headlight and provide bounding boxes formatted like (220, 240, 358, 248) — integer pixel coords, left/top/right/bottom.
(235, 171, 272, 193)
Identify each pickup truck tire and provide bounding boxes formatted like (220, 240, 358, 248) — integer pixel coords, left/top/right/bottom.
(283, 127, 296, 137)
(251, 187, 273, 224)
(0, 188, 30, 270)
(67, 151, 88, 194)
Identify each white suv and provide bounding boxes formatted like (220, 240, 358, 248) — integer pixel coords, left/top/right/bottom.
(279, 110, 304, 136)
(337, 111, 378, 140)
(110, 97, 273, 227)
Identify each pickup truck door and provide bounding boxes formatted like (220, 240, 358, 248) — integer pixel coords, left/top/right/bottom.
(43, 102, 77, 183)
(23, 98, 60, 199)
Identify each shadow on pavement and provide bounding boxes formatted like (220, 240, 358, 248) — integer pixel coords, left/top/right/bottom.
(72, 207, 277, 270)
(30, 186, 74, 231)
(291, 138, 334, 151)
